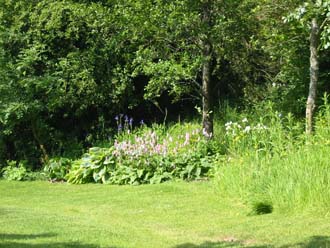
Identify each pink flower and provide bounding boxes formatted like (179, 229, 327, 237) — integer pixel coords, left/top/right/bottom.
(184, 132, 190, 146)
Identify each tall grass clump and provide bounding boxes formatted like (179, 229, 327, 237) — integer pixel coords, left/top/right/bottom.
(314, 94, 330, 145)
(214, 98, 330, 213)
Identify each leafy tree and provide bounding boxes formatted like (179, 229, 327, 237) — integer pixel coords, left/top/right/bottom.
(285, 0, 330, 133)
(246, 0, 330, 126)
(3, 0, 329, 166)
(0, 0, 139, 165)
(129, 0, 260, 137)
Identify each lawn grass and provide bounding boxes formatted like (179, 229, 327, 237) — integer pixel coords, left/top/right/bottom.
(0, 180, 330, 248)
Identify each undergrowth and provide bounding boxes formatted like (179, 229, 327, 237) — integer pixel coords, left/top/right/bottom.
(214, 95, 330, 214)
(2, 95, 330, 214)
(65, 122, 217, 185)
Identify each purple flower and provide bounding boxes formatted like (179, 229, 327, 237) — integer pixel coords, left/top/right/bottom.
(129, 117, 133, 126)
(124, 115, 128, 122)
(118, 123, 123, 132)
(115, 115, 119, 121)
(140, 119, 144, 125)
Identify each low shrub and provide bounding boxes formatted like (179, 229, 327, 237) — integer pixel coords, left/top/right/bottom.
(66, 147, 114, 184)
(44, 157, 72, 181)
(1, 160, 47, 181)
(66, 123, 215, 185)
(2, 161, 27, 181)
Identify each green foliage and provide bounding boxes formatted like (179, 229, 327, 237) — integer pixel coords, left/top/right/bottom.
(223, 102, 303, 157)
(66, 147, 114, 184)
(245, 0, 309, 115)
(0, 0, 139, 166)
(66, 124, 214, 185)
(130, 0, 261, 103)
(67, 150, 213, 185)
(251, 0, 330, 116)
(1, 0, 330, 186)
(214, 100, 330, 213)
(44, 157, 72, 181)
(2, 161, 27, 181)
(250, 201, 273, 215)
(1, 160, 46, 181)
(315, 93, 330, 143)
(285, 0, 330, 50)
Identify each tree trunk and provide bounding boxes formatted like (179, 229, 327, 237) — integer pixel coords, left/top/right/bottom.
(202, 2, 213, 138)
(306, 18, 319, 135)
(31, 120, 49, 164)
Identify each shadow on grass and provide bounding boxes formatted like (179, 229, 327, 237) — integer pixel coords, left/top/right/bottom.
(0, 232, 119, 248)
(0, 242, 101, 248)
(282, 236, 330, 248)
(174, 241, 267, 248)
(0, 233, 56, 240)
(174, 236, 330, 248)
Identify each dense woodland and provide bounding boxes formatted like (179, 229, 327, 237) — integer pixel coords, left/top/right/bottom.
(0, 0, 329, 174)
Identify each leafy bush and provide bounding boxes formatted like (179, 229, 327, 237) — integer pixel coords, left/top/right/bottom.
(44, 158, 72, 181)
(66, 147, 115, 184)
(1, 160, 46, 181)
(66, 149, 213, 185)
(66, 124, 215, 185)
(24, 171, 47, 181)
(2, 161, 27, 181)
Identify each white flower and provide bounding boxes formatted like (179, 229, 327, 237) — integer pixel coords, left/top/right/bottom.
(242, 118, 248, 123)
(243, 126, 251, 133)
(202, 128, 213, 138)
(225, 121, 233, 127)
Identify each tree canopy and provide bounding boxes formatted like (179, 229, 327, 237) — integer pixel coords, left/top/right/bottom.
(0, 0, 329, 166)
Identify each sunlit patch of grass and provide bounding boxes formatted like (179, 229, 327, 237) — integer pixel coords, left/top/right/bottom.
(1, 181, 330, 247)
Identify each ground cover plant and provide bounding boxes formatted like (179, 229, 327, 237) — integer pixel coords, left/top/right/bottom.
(62, 121, 214, 185)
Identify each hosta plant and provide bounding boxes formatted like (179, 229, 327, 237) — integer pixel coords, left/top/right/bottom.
(44, 158, 72, 181)
(66, 125, 215, 185)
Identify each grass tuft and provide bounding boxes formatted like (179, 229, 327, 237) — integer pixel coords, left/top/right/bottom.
(250, 201, 273, 215)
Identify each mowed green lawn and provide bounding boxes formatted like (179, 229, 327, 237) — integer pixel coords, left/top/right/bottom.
(0, 180, 330, 248)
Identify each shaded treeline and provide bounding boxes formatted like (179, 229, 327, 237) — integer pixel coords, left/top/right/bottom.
(0, 0, 329, 167)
